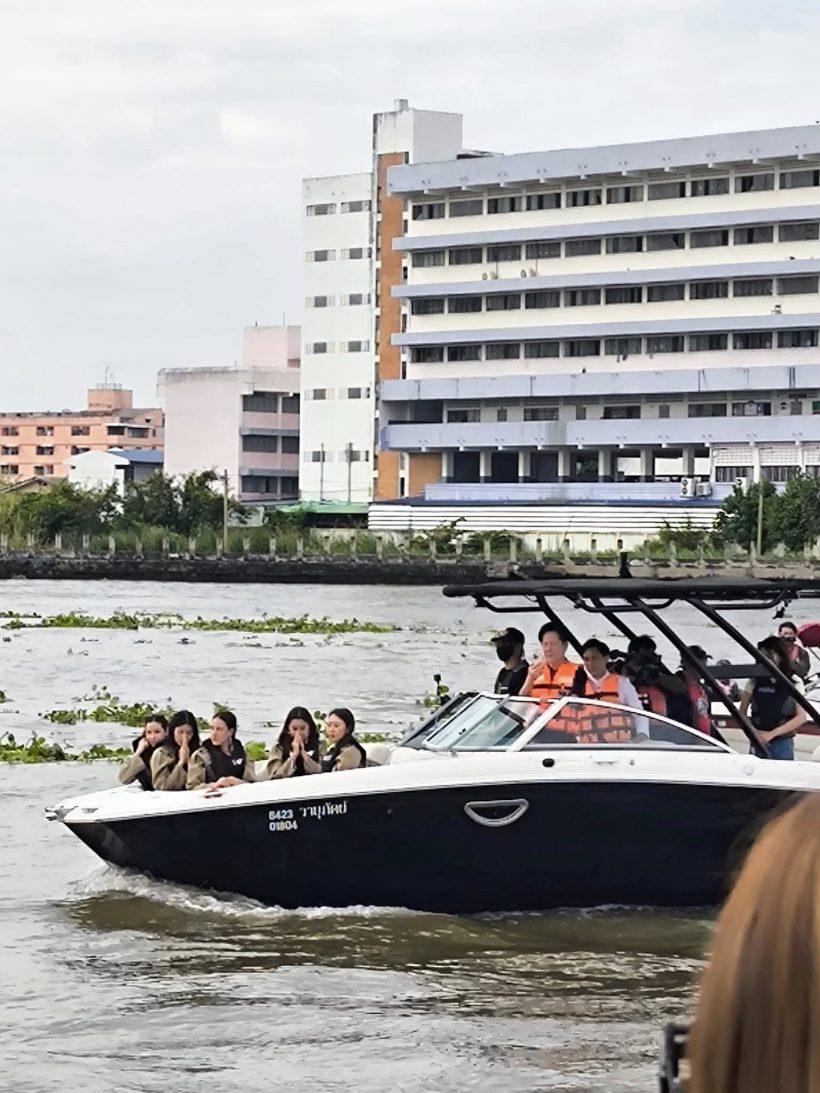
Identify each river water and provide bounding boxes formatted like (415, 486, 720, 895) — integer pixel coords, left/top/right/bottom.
(3, 579, 818, 1092)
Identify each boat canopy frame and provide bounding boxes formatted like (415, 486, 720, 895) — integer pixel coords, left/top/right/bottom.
(443, 577, 820, 756)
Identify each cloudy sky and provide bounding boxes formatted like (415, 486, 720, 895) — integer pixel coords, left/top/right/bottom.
(1, 0, 819, 410)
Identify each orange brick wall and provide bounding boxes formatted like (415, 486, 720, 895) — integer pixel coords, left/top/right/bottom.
(407, 452, 442, 497)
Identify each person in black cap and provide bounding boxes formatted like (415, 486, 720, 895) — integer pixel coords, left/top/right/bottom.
(491, 627, 529, 696)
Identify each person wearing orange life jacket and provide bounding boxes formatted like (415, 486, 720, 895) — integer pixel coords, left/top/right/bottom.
(571, 639, 649, 743)
(520, 624, 578, 733)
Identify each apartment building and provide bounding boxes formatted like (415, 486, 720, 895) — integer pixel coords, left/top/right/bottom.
(158, 325, 300, 503)
(370, 124, 820, 534)
(300, 100, 466, 504)
(0, 385, 163, 481)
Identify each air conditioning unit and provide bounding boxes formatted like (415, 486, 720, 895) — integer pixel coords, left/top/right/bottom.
(679, 477, 696, 498)
(696, 481, 713, 497)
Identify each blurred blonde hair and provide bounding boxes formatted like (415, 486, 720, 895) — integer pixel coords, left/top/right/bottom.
(688, 794, 820, 1093)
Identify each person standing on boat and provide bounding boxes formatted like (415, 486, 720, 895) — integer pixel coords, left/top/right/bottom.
(623, 634, 687, 716)
(739, 636, 804, 761)
(671, 646, 714, 739)
(266, 707, 322, 779)
(187, 710, 257, 788)
(322, 708, 367, 772)
(520, 624, 577, 705)
(571, 639, 648, 741)
(152, 710, 201, 791)
(777, 620, 810, 679)
(118, 714, 168, 791)
(490, 627, 529, 696)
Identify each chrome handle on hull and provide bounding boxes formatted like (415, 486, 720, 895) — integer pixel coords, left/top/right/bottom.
(463, 799, 529, 828)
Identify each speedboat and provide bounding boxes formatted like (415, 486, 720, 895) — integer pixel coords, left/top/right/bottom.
(46, 576, 820, 913)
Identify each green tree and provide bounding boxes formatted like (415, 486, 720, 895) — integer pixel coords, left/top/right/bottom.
(713, 480, 779, 552)
(0, 480, 117, 542)
(775, 474, 820, 552)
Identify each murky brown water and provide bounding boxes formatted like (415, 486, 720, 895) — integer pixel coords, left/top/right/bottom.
(3, 579, 816, 1091)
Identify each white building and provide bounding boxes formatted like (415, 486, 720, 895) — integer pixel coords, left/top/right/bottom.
(158, 326, 300, 503)
(299, 100, 466, 504)
(66, 448, 164, 493)
(366, 123, 820, 545)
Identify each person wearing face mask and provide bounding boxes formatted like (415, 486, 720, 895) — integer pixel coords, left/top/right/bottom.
(266, 707, 322, 779)
(187, 710, 257, 789)
(777, 620, 810, 679)
(321, 708, 367, 772)
(151, 710, 201, 790)
(490, 627, 529, 696)
(118, 714, 168, 790)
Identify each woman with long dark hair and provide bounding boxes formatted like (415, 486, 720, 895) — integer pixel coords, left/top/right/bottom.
(117, 713, 168, 791)
(266, 707, 321, 779)
(739, 635, 804, 760)
(151, 710, 201, 790)
(187, 710, 256, 789)
(321, 708, 366, 773)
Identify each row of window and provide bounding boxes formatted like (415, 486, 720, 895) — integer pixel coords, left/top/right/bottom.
(242, 392, 300, 414)
(305, 200, 371, 216)
(306, 247, 372, 262)
(302, 449, 371, 463)
(241, 475, 299, 495)
(410, 169, 820, 221)
(305, 293, 371, 308)
(241, 435, 300, 454)
(410, 328, 820, 363)
(304, 387, 372, 401)
(410, 274, 819, 316)
(441, 398, 813, 424)
(304, 340, 371, 354)
(410, 221, 820, 268)
(713, 465, 817, 483)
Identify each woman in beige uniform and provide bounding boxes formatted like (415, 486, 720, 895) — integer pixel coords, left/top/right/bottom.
(266, 707, 322, 779)
(187, 710, 256, 789)
(321, 708, 367, 772)
(151, 710, 201, 790)
(118, 714, 168, 790)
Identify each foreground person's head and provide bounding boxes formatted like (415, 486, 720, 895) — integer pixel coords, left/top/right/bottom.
(688, 795, 820, 1093)
(537, 624, 570, 667)
(758, 635, 793, 676)
(168, 709, 200, 751)
(142, 714, 168, 747)
(210, 710, 237, 749)
(279, 707, 318, 753)
(326, 708, 355, 743)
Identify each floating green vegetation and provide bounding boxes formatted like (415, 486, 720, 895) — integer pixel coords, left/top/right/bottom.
(0, 610, 394, 635)
(0, 734, 132, 764)
(43, 696, 174, 727)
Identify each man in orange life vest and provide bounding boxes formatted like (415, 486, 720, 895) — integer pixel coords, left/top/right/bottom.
(572, 638, 649, 742)
(520, 623, 577, 704)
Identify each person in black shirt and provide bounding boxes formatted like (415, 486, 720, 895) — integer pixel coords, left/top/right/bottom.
(491, 627, 529, 695)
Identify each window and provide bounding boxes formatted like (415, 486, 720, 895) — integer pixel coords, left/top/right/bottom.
(486, 343, 520, 360)
(341, 292, 369, 306)
(448, 296, 483, 313)
(70, 446, 89, 455)
(412, 250, 446, 268)
(0, 465, 18, 475)
(447, 345, 482, 361)
(486, 244, 522, 262)
(691, 176, 729, 196)
(762, 465, 799, 483)
(340, 199, 370, 213)
(306, 202, 336, 216)
(734, 225, 774, 245)
(646, 232, 686, 251)
(1, 427, 19, 436)
(567, 189, 601, 207)
(243, 392, 279, 413)
(308, 388, 332, 401)
(306, 249, 335, 262)
(411, 347, 445, 363)
(607, 184, 643, 204)
(449, 246, 484, 265)
(487, 195, 523, 214)
(1, 446, 18, 455)
(524, 406, 559, 421)
(69, 424, 90, 436)
(486, 293, 521, 311)
(602, 405, 641, 420)
(564, 288, 601, 307)
(781, 169, 820, 190)
(345, 387, 370, 399)
(565, 339, 601, 357)
(525, 241, 560, 260)
(525, 290, 560, 309)
(411, 298, 445, 315)
(690, 229, 729, 248)
(242, 434, 278, 452)
(341, 246, 370, 260)
(107, 425, 125, 435)
(412, 202, 445, 221)
(305, 450, 331, 463)
(789, 399, 804, 415)
(305, 342, 331, 354)
(647, 283, 685, 302)
(281, 395, 300, 413)
(565, 238, 602, 256)
(340, 449, 368, 463)
(342, 340, 369, 352)
(691, 280, 728, 300)
(496, 408, 508, 422)
(648, 180, 687, 200)
(658, 404, 671, 419)
(34, 465, 53, 475)
(449, 198, 483, 217)
(779, 222, 820, 242)
(715, 465, 750, 481)
(606, 235, 643, 254)
(605, 286, 643, 304)
(36, 425, 54, 436)
(35, 445, 54, 455)
(524, 341, 560, 358)
(733, 332, 773, 350)
(526, 192, 561, 210)
(778, 330, 818, 348)
(307, 295, 334, 308)
(575, 405, 587, 420)
(732, 401, 772, 416)
(734, 278, 773, 297)
(605, 337, 642, 356)
(689, 333, 728, 351)
(778, 275, 819, 295)
(446, 407, 481, 423)
(282, 435, 299, 453)
(735, 173, 775, 193)
(647, 335, 685, 354)
(689, 403, 727, 418)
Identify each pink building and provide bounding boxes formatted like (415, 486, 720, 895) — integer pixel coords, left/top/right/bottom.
(158, 326, 300, 503)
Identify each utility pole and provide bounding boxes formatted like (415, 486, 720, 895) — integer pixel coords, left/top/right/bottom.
(756, 474, 765, 557)
(222, 469, 229, 555)
(346, 442, 353, 504)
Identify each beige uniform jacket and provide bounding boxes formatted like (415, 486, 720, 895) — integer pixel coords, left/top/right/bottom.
(150, 746, 189, 791)
(326, 742, 366, 772)
(265, 744, 322, 780)
(186, 746, 257, 790)
(118, 751, 150, 786)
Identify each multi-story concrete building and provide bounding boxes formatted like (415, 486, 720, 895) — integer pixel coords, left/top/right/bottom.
(300, 100, 466, 504)
(158, 325, 300, 503)
(0, 386, 163, 481)
(368, 123, 820, 542)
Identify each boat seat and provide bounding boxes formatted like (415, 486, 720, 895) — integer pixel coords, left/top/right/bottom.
(366, 743, 394, 766)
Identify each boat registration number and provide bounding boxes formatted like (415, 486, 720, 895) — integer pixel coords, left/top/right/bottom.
(268, 800, 349, 833)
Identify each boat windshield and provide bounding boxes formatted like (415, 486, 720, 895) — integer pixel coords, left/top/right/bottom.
(421, 695, 544, 751)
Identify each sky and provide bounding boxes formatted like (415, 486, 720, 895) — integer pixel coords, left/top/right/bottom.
(1, 0, 819, 410)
